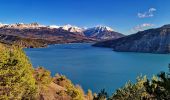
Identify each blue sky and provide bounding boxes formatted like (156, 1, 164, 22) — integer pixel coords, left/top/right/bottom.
(0, 0, 170, 34)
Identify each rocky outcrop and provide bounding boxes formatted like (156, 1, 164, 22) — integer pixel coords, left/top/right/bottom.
(93, 25, 170, 54)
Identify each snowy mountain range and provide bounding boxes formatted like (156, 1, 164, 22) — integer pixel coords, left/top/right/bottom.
(0, 23, 124, 40)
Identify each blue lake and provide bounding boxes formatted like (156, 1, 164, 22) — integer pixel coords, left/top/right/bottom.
(24, 43, 170, 94)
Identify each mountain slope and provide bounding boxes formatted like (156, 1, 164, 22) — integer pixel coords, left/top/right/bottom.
(0, 23, 95, 47)
(93, 24, 170, 54)
(84, 26, 124, 40)
(0, 34, 54, 48)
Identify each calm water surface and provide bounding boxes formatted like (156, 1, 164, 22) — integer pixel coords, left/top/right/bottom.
(24, 43, 170, 94)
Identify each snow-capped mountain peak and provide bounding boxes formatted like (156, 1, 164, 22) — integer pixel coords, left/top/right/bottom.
(62, 24, 73, 30)
(0, 23, 9, 28)
(48, 25, 60, 29)
(61, 24, 84, 33)
(0, 22, 46, 29)
(84, 25, 123, 40)
(95, 25, 114, 32)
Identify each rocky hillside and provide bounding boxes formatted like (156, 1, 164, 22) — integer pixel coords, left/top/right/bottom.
(93, 24, 170, 54)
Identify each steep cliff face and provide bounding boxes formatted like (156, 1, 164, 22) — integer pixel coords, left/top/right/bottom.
(93, 25, 170, 54)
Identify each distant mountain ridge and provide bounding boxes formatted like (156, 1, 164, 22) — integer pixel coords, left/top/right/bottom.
(48, 24, 124, 40)
(93, 24, 170, 54)
(0, 23, 94, 48)
(0, 22, 45, 29)
(0, 23, 124, 39)
(0, 23, 124, 47)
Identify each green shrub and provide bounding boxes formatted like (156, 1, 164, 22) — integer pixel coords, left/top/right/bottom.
(143, 71, 170, 99)
(110, 76, 148, 100)
(53, 74, 85, 100)
(0, 44, 37, 100)
(54, 74, 74, 89)
(34, 67, 52, 85)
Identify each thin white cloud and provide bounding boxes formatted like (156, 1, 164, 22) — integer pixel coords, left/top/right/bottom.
(149, 8, 156, 12)
(138, 8, 156, 18)
(132, 23, 155, 32)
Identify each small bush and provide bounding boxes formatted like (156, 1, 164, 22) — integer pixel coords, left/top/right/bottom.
(34, 67, 52, 85)
(53, 74, 85, 100)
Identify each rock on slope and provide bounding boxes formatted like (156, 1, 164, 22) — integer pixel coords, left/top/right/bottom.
(93, 24, 170, 54)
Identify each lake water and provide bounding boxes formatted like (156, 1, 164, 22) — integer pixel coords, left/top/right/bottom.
(24, 43, 170, 94)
